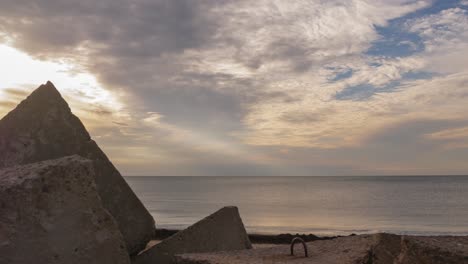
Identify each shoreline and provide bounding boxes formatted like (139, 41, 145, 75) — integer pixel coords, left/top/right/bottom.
(155, 228, 468, 245)
(154, 229, 344, 244)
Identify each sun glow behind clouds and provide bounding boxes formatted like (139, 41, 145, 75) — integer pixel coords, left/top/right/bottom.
(1, 0, 468, 175)
(0, 44, 123, 123)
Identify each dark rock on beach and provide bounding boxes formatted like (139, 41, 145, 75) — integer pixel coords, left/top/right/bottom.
(397, 236, 468, 264)
(0, 156, 130, 264)
(133, 206, 252, 264)
(0, 81, 155, 254)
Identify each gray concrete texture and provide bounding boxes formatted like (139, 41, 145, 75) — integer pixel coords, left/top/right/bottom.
(0, 81, 155, 254)
(133, 206, 252, 264)
(0, 156, 130, 264)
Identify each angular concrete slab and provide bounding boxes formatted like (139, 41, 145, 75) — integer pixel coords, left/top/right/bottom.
(133, 206, 252, 264)
(0, 81, 155, 254)
(0, 156, 130, 264)
(398, 236, 468, 264)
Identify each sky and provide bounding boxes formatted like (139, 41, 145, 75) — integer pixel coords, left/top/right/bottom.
(1, 0, 468, 176)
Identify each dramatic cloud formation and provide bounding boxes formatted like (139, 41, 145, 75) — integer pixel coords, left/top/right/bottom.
(1, 0, 468, 175)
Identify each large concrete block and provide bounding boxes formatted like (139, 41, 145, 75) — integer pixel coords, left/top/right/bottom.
(398, 236, 468, 264)
(0, 81, 155, 254)
(0, 156, 130, 264)
(133, 206, 252, 264)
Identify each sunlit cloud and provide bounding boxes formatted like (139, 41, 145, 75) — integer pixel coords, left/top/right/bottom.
(1, 0, 468, 175)
(427, 126, 468, 140)
(0, 44, 124, 128)
(425, 126, 468, 149)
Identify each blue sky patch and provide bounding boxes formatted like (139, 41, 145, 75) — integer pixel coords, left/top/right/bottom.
(402, 71, 434, 80)
(335, 81, 402, 101)
(335, 83, 376, 101)
(329, 69, 353, 82)
(366, 0, 464, 58)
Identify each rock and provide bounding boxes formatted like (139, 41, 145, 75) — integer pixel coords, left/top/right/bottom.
(398, 236, 468, 264)
(368, 233, 403, 263)
(0, 156, 130, 264)
(367, 234, 468, 264)
(0, 81, 155, 254)
(133, 206, 252, 264)
(175, 233, 468, 264)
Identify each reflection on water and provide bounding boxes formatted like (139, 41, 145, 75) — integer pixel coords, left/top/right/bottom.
(125, 176, 468, 236)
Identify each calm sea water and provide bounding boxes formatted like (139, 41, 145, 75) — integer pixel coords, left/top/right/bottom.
(124, 176, 468, 236)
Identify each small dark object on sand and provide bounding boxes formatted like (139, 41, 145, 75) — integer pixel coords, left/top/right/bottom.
(290, 237, 309, 258)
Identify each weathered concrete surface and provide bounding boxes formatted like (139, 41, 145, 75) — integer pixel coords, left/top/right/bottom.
(0, 81, 155, 254)
(175, 233, 468, 264)
(133, 206, 252, 264)
(398, 236, 468, 264)
(0, 156, 130, 264)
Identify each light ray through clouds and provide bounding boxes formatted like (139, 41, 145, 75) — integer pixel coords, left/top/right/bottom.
(1, 0, 468, 176)
(0, 44, 123, 123)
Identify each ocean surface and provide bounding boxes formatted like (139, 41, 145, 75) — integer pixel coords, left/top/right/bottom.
(124, 176, 468, 236)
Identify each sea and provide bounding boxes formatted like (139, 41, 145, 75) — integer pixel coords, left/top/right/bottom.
(124, 176, 468, 236)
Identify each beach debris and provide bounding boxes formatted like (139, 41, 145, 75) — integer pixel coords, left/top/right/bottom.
(132, 206, 252, 264)
(290, 237, 309, 257)
(0, 156, 130, 264)
(0, 81, 155, 255)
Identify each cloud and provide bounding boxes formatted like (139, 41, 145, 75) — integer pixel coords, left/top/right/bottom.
(2, 0, 468, 175)
(0, 87, 32, 113)
(0, 0, 216, 55)
(427, 126, 468, 140)
(239, 70, 468, 148)
(406, 7, 468, 73)
(1, 87, 30, 97)
(234, 4, 468, 153)
(425, 125, 468, 149)
(0, 0, 431, 92)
